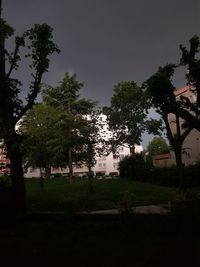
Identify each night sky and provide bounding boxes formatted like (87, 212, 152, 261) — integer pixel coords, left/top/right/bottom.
(2, 0, 200, 147)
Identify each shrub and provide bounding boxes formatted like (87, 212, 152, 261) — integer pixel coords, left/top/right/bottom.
(109, 172, 118, 177)
(150, 164, 200, 187)
(119, 154, 149, 181)
(52, 173, 62, 178)
(119, 155, 200, 188)
(95, 172, 105, 177)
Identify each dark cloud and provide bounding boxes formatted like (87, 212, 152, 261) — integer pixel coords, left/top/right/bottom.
(2, 0, 200, 146)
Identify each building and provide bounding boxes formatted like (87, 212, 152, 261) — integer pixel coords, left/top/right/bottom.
(153, 86, 200, 167)
(1, 114, 144, 177)
(0, 143, 10, 175)
(24, 145, 143, 178)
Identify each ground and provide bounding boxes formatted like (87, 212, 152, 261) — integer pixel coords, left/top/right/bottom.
(1, 178, 200, 266)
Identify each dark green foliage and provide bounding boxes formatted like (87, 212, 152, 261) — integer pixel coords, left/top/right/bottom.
(109, 172, 118, 176)
(147, 136, 170, 164)
(120, 157, 200, 187)
(95, 172, 105, 177)
(21, 103, 62, 176)
(104, 81, 161, 153)
(119, 154, 149, 181)
(144, 64, 192, 168)
(150, 167, 180, 187)
(150, 165, 200, 188)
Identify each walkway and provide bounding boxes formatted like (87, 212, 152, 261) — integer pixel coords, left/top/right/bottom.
(80, 203, 171, 216)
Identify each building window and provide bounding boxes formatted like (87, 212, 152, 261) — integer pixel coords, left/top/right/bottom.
(30, 167, 36, 173)
(118, 147, 124, 152)
(120, 154, 125, 160)
(113, 163, 118, 169)
(99, 156, 106, 161)
(113, 154, 119, 160)
(52, 166, 59, 171)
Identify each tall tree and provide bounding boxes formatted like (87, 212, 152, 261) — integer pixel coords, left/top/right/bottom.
(0, 2, 59, 216)
(147, 36, 200, 132)
(43, 72, 96, 183)
(76, 111, 107, 193)
(144, 65, 193, 170)
(104, 81, 160, 154)
(179, 35, 200, 115)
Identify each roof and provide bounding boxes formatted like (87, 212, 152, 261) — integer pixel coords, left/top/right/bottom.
(174, 86, 189, 96)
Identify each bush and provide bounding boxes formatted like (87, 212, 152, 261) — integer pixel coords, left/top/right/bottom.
(119, 155, 200, 188)
(95, 172, 105, 177)
(109, 172, 118, 177)
(119, 154, 150, 181)
(52, 173, 62, 178)
(149, 166, 180, 187)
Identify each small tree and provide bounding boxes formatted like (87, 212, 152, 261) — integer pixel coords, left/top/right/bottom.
(21, 103, 63, 186)
(147, 136, 170, 164)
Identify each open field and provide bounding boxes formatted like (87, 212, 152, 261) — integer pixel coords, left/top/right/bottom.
(26, 178, 177, 213)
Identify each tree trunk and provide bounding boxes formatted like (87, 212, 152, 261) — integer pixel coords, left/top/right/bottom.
(39, 168, 44, 191)
(5, 136, 26, 218)
(68, 149, 73, 183)
(45, 165, 51, 179)
(130, 145, 135, 155)
(88, 162, 94, 194)
(174, 145, 185, 189)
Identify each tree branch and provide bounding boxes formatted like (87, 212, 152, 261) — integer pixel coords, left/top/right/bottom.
(15, 70, 42, 123)
(6, 41, 20, 78)
(180, 95, 200, 116)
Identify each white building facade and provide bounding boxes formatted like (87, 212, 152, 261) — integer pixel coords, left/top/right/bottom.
(24, 145, 143, 178)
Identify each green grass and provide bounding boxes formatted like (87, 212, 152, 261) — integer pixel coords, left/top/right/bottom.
(1, 178, 200, 266)
(26, 178, 177, 213)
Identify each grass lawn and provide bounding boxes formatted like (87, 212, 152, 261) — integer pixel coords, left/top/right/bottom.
(26, 178, 177, 213)
(1, 178, 200, 266)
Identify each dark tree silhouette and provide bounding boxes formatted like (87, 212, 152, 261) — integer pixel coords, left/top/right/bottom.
(0, 1, 59, 217)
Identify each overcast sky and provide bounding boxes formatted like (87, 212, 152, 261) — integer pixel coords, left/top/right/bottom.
(2, 0, 200, 147)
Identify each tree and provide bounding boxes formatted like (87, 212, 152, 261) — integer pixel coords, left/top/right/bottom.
(145, 36, 200, 133)
(144, 65, 194, 189)
(147, 136, 170, 164)
(144, 65, 192, 170)
(76, 111, 107, 193)
(21, 103, 62, 187)
(43, 72, 97, 183)
(179, 35, 200, 125)
(104, 81, 160, 154)
(0, 3, 59, 216)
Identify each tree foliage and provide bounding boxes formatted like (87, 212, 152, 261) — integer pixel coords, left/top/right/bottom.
(21, 103, 62, 178)
(147, 136, 170, 164)
(42, 72, 99, 183)
(104, 81, 161, 154)
(144, 65, 192, 169)
(147, 136, 170, 156)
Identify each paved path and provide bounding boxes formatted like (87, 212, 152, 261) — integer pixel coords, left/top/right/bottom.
(80, 203, 171, 215)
